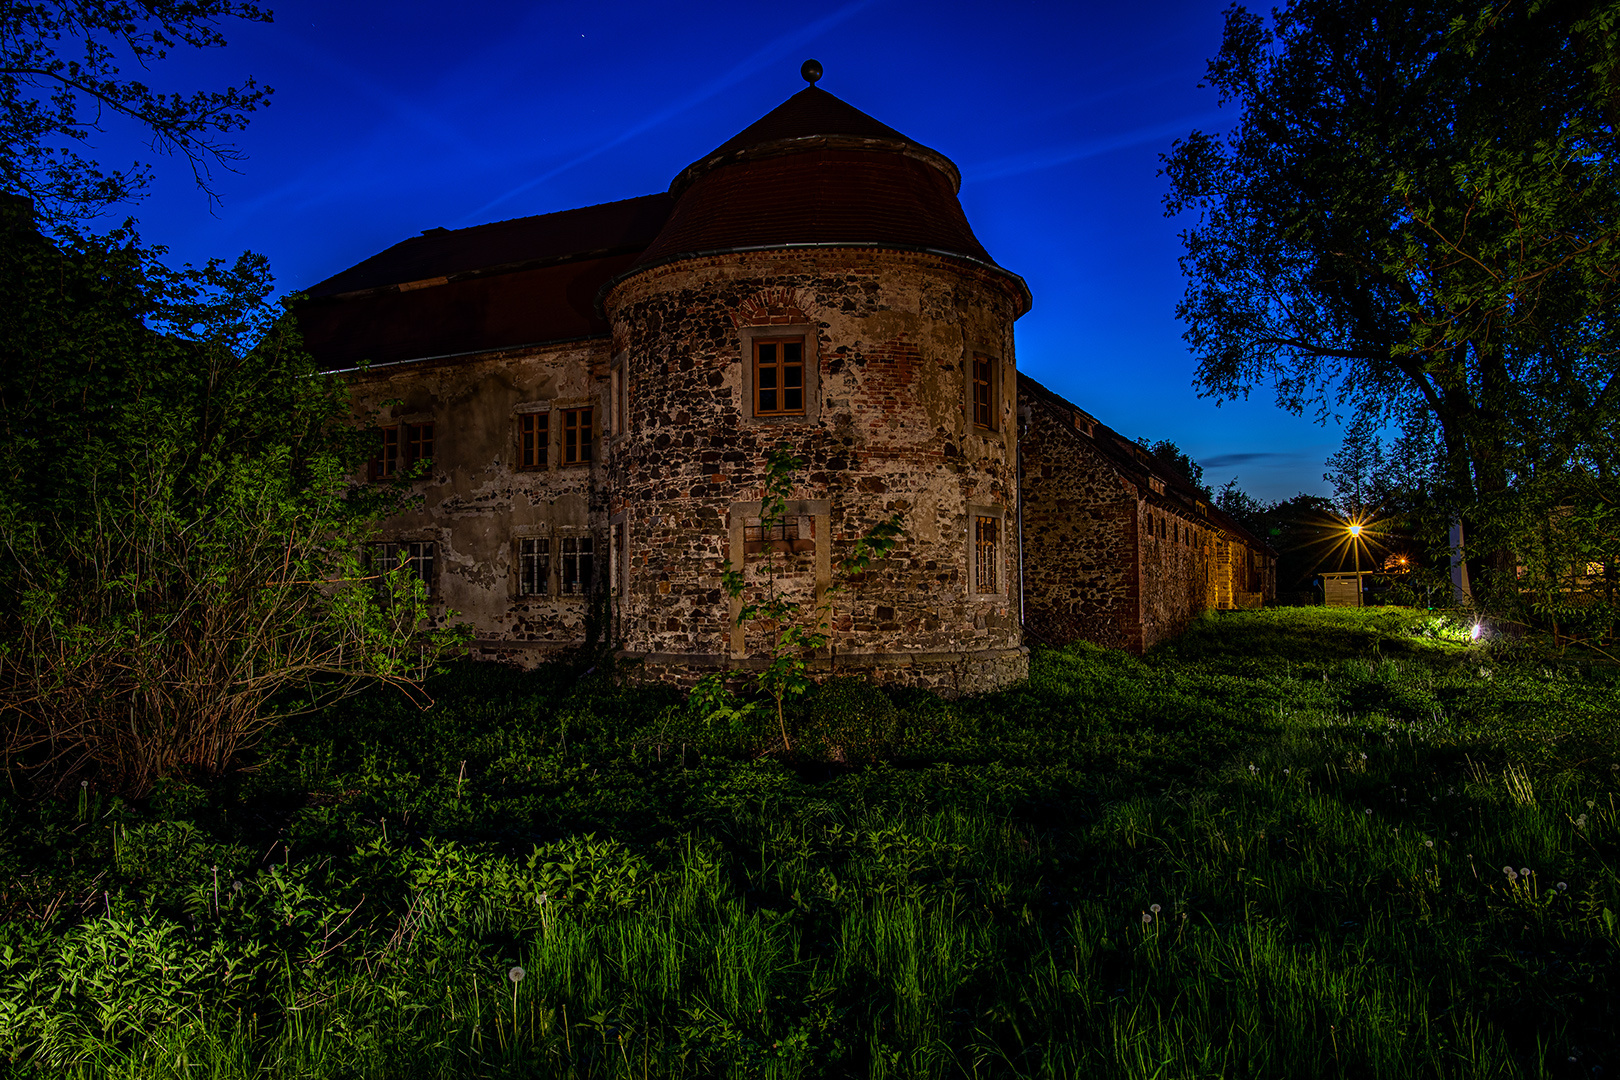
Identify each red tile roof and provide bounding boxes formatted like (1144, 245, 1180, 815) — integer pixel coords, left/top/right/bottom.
(299, 195, 671, 368)
(635, 148, 995, 268)
(670, 86, 959, 193)
(299, 83, 1027, 369)
(305, 194, 671, 299)
(300, 252, 644, 368)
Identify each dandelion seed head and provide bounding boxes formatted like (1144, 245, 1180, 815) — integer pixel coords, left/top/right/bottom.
(1557, 882, 1568, 891)
(1504, 866, 1514, 874)
(1425, 840, 1434, 848)
(508, 966, 525, 984)
(1521, 867, 1531, 877)
(1142, 913, 1152, 924)
(1151, 904, 1161, 914)
(80, 780, 88, 789)
(1360, 753, 1368, 760)
(1365, 808, 1373, 815)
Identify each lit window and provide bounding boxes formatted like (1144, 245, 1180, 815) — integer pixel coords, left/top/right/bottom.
(562, 408, 592, 465)
(372, 422, 433, 479)
(974, 515, 999, 595)
(561, 536, 593, 595)
(520, 538, 549, 595)
(754, 338, 804, 416)
(518, 412, 548, 469)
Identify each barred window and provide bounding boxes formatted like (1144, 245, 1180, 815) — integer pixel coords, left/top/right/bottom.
(372, 423, 433, 479)
(974, 515, 999, 595)
(562, 408, 592, 465)
(753, 338, 804, 416)
(370, 541, 434, 598)
(561, 536, 593, 595)
(520, 538, 549, 595)
(518, 412, 548, 469)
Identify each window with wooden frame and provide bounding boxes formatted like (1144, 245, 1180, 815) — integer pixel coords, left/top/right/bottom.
(973, 515, 999, 596)
(518, 412, 548, 469)
(562, 408, 593, 465)
(560, 536, 593, 595)
(368, 541, 435, 598)
(753, 338, 804, 416)
(972, 354, 996, 430)
(519, 538, 549, 596)
(371, 422, 434, 479)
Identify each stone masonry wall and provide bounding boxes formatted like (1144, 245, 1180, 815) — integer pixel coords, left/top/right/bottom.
(605, 247, 1028, 690)
(1019, 395, 1139, 650)
(1136, 499, 1214, 650)
(343, 341, 611, 658)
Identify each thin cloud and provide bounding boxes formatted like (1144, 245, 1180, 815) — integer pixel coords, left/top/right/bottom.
(1201, 451, 1302, 469)
(459, 0, 884, 223)
(965, 111, 1224, 183)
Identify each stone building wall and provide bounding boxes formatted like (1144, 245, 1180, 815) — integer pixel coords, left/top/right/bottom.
(1136, 500, 1214, 650)
(342, 341, 611, 660)
(604, 247, 1027, 692)
(1018, 395, 1140, 650)
(1019, 378, 1270, 654)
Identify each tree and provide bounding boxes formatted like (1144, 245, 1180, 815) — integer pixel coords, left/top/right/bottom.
(0, 202, 460, 796)
(1214, 477, 1270, 535)
(1138, 437, 1213, 499)
(1163, 0, 1620, 588)
(1, 1, 272, 225)
(1323, 412, 1386, 520)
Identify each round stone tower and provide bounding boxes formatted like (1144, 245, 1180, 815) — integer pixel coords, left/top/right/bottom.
(601, 68, 1031, 694)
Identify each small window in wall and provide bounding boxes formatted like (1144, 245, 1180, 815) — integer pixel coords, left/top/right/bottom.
(518, 413, 548, 469)
(369, 541, 435, 598)
(562, 408, 593, 465)
(613, 522, 627, 596)
(972, 354, 995, 430)
(973, 515, 1000, 595)
(519, 538, 550, 595)
(754, 338, 804, 416)
(561, 536, 593, 594)
(372, 422, 433, 479)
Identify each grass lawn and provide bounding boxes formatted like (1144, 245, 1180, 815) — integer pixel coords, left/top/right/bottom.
(2, 607, 1617, 1078)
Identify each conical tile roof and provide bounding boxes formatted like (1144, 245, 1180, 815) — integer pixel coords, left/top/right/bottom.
(631, 80, 1017, 296)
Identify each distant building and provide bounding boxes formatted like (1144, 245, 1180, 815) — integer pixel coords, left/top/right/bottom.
(298, 67, 1275, 693)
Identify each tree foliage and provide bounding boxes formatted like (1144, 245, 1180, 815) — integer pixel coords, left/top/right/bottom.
(0, 0, 272, 225)
(0, 202, 461, 796)
(1167, 0, 1620, 626)
(1138, 437, 1212, 499)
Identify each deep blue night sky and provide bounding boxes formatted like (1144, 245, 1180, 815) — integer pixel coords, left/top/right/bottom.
(89, 0, 1341, 502)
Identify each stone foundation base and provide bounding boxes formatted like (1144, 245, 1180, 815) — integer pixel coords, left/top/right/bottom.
(621, 645, 1028, 698)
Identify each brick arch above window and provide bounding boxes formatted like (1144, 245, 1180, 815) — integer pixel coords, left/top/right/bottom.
(732, 287, 809, 327)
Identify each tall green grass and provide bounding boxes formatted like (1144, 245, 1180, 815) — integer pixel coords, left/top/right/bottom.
(2, 608, 1617, 1077)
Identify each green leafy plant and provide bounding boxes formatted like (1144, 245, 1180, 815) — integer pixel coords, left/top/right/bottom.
(0, 208, 467, 798)
(717, 445, 903, 753)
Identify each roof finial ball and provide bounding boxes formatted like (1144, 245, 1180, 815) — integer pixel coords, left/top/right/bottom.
(801, 58, 823, 86)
